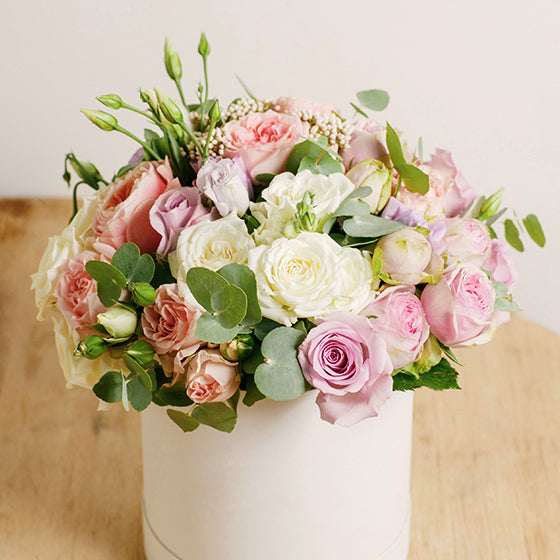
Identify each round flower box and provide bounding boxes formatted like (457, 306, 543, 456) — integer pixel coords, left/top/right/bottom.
(142, 390, 414, 560)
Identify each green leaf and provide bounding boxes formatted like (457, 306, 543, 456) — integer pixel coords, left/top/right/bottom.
(153, 385, 194, 407)
(195, 312, 239, 343)
(254, 318, 283, 340)
(191, 402, 238, 433)
(494, 296, 522, 312)
(211, 284, 247, 328)
(285, 138, 342, 175)
(356, 89, 390, 111)
(186, 267, 229, 312)
(350, 101, 368, 117)
(85, 260, 127, 307)
(112, 243, 155, 283)
(255, 327, 307, 401)
(243, 374, 266, 406)
(342, 214, 407, 238)
(297, 153, 343, 176)
(122, 353, 153, 391)
(392, 358, 461, 391)
(125, 340, 155, 366)
(332, 198, 371, 218)
(523, 214, 546, 247)
(127, 374, 152, 411)
(218, 263, 262, 326)
(167, 409, 200, 432)
(92, 370, 123, 403)
(235, 74, 257, 101)
(241, 344, 264, 374)
(228, 389, 240, 413)
(504, 219, 524, 252)
(440, 344, 463, 366)
(254, 173, 275, 185)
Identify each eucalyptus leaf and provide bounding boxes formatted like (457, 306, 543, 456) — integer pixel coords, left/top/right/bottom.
(332, 198, 371, 218)
(356, 89, 390, 111)
(523, 214, 546, 247)
(186, 267, 229, 312)
(253, 318, 283, 340)
(342, 214, 407, 238)
(243, 375, 266, 406)
(504, 219, 524, 252)
(112, 243, 155, 283)
(218, 264, 262, 326)
(286, 138, 342, 175)
(123, 353, 153, 391)
(494, 297, 522, 312)
(127, 374, 152, 411)
(254, 173, 276, 185)
(211, 284, 247, 328)
(153, 385, 194, 407)
(195, 312, 239, 343)
(191, 403, 238, 433)
(167, 409, 200, 432)
(125, 340, 155, 366)
(85, 260, 127, 307)
(92, 370, 123, 403)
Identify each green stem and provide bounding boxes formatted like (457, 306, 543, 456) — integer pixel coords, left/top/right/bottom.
(203, 118, 217, 160)
(174, 78, 188, 110)
(200, 56, 209, 132)
(114, 125, 160, 160)
(177, 121, 205, 160)
(121, 102, 160, 124)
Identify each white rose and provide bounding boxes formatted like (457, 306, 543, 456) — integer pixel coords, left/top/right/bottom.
(261, 170, 355, 230)
(250, 200, 299, 245)
(51, 310, 121, 389)
(247, 232, 343, 325)
(31, 225, 83, 320)
(169, 212, 255, 282)
(330, 247, 379, 314)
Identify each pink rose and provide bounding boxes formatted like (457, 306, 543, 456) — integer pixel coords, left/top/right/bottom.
(149, 185, 214, 255)
(274, 96, 339, 115)
(486, 238, 518, 290)
(54, 250, 107, 333)
(222, 110, 307, 181)
(442, 218, 492, 267)
(421, 263, 496, 347)
(341, 119, 388, 170)
(93, 160, 174, 253)
(362, 286, 430, 370)
(298, 312, 393, 427)
(185, 348, 240, 403)
(141, 284, 202, 356)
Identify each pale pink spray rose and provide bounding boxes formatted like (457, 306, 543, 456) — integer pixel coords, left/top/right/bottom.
(421, 263, 496, 347)
(92, 160, 174, 253)
(341, 119, 388, 170)
(54, 250, 108, 333)
(362, 286, 430, 370)
(274, 96, 339, 115)
(185, 348, 240, 403)
(196, 156, 253, 217)
(298, 312, 393, 427)
(149, 184, 214, 255)
(222, 110, 307, 181)
(373, 228, 443, 285)
(141, 283, 203, 356)
(442, 218, 492, 267)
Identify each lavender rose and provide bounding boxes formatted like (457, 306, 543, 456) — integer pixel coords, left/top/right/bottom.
(298, 312, 393, 427)
(196, 156, 253, 217)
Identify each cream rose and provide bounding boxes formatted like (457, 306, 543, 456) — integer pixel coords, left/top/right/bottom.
(169, 212, 255, 282)
(247, 232, 344, 325)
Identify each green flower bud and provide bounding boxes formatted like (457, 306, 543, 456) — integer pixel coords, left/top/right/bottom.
(139, 88, 159, 114)
(74, 335, 107, 359)
(131, 282, 157, 307)
(345, 158, 392, 213)
(97, 306, 138, 339)
(164, 38, 183, 80)
(219, 335, 254, 362)
(96, 94, 124, 110)
(209, 99, 221, 123)
(198, 33, 210, 57)
(478, 188, 504, 221)
(81, 109, 118, 131)
(155, 89, 184, 124)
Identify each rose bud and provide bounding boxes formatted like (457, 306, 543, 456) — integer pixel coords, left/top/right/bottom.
(345, 158, 392, 213)
(97, 305, 138, 339)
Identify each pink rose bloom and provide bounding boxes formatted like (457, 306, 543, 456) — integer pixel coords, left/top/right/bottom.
(362, 286, 430, 370)
(54, 250, 107, 333)
(141, 283, 202, 356)
(442, 218, 492, 267)
(93, 160, 174, 254)
(298, 312, 393, 427)
(421, 263, 496, 347)
(341, 119, 388, 170)
(186, 348, 240, 403)
(222, 110, 307, 181)
(275, 96, 339, 115)
(149, 184, 214, 255)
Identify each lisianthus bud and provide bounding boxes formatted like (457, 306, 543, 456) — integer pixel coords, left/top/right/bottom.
(96, 94, 124, 110)
(345, 158, 392, 213)
(140, 89, 159, 115)
(164, 37, 182, 80)
(198, 33, 211, 57)
(478, 189, 503, 221)
(219, 334, 254, 362)
(81, 109, 118, 131)
(209, 99, 221, 123)
(97, 306, 138, 338)
(74, 335, 107, 359)
(155, 89, 184, 124)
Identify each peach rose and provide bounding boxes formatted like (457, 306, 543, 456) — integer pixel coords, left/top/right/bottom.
(92, 160, 174, 253)
(222, 110, 307, 181)
(53, 250, 108, 333)
(275, 96, 339, 115)
(141, 283, 203, 356)
(185, 349, 240, 403)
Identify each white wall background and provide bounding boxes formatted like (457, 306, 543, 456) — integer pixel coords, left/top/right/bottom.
(2, 0, 559, 334)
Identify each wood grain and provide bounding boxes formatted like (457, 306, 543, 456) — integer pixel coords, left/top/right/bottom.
(1, 198, 559, 559)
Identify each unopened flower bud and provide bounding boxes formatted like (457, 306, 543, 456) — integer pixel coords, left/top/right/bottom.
(81, 109, 118, 131)
(345, 158, 392, 213)
(164, 38, 182, 80)
(131, 282, 156, 307)
(74, 335, 107, 359)
(219, 335, 254, 362)
(97, 306, 138, 339)
(155, 89, 184, 124)
(198, 33, 210, 57)
(478, 189, 504, 221)
(209, 99, 221, 123)
(96, 94, 124, 110)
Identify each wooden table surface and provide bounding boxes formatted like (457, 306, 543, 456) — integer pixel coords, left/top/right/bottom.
(1, 198, 559, 560)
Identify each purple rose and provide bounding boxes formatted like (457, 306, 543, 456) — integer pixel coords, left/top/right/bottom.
(149, 185, 214, 255)
(196, 156, 253, 217)
(298, 312, 393, 427)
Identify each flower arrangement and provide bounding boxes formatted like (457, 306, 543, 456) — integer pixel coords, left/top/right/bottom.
(32, 34, 545, 433)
